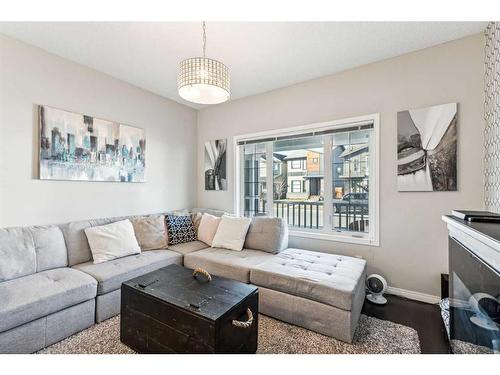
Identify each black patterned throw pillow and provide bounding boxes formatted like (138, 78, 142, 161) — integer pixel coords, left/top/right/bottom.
(166, 215, 197, 245)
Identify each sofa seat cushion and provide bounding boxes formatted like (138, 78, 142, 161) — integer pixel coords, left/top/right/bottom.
(0, 268, 97, 333)
(250, 248, 366, 311)
(73, 250, 182, 295)
(183, 247, 274, 283)
(168, 241, 209, 255)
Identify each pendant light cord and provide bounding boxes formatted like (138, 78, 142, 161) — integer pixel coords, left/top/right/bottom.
(202, 21, 206, 58)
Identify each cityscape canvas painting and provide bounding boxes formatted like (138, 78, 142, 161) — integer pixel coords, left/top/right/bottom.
(397, 102, 457, 191)
(39, 105, 146, 182)
(204, 138, 227, 190)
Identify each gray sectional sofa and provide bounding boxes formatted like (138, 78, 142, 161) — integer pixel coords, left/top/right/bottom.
(0, 210, 366, 353)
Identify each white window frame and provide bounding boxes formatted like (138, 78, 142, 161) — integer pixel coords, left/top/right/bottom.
(234, 113, 380, 247)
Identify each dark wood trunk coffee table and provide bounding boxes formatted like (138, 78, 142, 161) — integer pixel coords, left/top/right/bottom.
(120, 264, 259, 353)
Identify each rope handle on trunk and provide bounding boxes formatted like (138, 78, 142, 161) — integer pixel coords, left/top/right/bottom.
(232, 308, 254, 328)
(192, 268, 212, 282)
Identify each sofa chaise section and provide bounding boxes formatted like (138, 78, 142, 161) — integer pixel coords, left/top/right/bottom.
(183, 216, 367, 343)
(250, 248, 367, 343)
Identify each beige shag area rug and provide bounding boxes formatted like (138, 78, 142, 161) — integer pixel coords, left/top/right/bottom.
(38, 314, 420, 354)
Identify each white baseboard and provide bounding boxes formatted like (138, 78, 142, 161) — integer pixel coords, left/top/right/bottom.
(386, 286, 441, 304)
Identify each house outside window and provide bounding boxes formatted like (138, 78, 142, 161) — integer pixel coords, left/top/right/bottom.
(236, 114, 379, 246)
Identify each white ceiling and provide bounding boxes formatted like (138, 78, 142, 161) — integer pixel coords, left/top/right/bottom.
(0, 22, 487, 109)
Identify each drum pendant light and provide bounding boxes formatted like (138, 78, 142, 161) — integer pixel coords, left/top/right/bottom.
(178, 22, 230, 105)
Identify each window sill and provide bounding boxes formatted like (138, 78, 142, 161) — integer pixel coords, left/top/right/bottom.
(289, 229, 380, 247)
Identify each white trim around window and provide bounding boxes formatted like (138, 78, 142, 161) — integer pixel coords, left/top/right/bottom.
(233, 113, 380, 247)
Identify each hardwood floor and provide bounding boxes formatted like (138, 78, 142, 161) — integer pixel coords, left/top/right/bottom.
(362, 294, 451, 354)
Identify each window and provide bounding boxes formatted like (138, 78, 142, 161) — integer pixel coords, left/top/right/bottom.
(236, 114, 379, 246)
(291, 180, 302, 192)
(332, 130, 370, 235)
(241, 143, 268, 217)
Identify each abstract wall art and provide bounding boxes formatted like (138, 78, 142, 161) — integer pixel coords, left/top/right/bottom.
(397, 102, 457, 191)
(204, 138, 227, 190)
(38, 105, 146, 182)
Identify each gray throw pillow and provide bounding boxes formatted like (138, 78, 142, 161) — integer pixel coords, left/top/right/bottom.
(130, 215, 168, 250)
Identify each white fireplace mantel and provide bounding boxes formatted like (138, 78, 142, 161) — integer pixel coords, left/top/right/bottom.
(442, 215, 500, 273)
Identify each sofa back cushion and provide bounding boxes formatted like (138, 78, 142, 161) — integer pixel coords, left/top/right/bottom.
(130, 215, 167, 250)
(84, 219, 141, 264)
(243, 217, 288, 254)
(0, 227, 36, 282)
(29, 225, 68, 272)
(59, 220, 93, 266)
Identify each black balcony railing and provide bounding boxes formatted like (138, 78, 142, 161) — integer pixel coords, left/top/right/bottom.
(245, 198, 369, 233)
(333, 201, 369, 232)
(260, 200, 369, 233)
(273, 200, 323, 229)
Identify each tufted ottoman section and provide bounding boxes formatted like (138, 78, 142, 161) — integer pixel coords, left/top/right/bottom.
(250, 248, 366, 311)
(249, 248, 366, 343)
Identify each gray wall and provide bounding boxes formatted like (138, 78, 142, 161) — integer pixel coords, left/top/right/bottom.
(197, 34, 486, 298)
(0, 35, 198, 227)
(485, 22, 500, 213)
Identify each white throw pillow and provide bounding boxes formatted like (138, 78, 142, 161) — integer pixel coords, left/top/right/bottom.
(84, 219, 141, 264)
(197, 213, 221, 246)
(211, 216, 251, 251)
